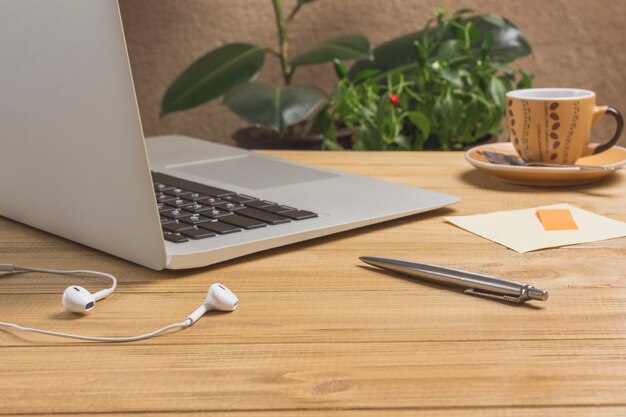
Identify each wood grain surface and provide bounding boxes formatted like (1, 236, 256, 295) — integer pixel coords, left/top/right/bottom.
(1, 151, 625, 416)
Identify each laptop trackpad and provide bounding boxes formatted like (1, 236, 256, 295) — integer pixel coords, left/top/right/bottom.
(171, 154, 338, 190)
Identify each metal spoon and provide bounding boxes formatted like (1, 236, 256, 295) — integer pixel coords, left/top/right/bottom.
(481, 150, 622, 171)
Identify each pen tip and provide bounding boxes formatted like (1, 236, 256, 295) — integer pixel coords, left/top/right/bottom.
(360, 256, 376, 266)
(360, 256, 387, 268)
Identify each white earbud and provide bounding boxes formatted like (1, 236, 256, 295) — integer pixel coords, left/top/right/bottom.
(61, 285, 114, 314)
(186, 283, 238, 324)
(62, 286, 96, 313)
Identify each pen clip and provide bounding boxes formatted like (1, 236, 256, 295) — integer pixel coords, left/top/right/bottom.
(463, 288, 528, 303)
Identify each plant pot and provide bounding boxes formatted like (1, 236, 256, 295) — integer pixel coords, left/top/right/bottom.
(232, 126, 355, 150)
(418, 134, 497, 151)
(462, 135, 498, 150)
(335, 129, 356, 149)
(232, 126, 323, 150)
(232, 127, 497, 151)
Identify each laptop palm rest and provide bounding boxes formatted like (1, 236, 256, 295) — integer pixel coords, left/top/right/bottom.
(169, 154, 338, 190)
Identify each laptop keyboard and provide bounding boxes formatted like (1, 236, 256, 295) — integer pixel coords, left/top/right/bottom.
(152, 172, 318, 243)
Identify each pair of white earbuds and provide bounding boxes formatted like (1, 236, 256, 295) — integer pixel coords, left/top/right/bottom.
(0, 263, 238, 342)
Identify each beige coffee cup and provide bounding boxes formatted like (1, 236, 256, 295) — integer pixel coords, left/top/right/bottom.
(506, 88, 623, 164)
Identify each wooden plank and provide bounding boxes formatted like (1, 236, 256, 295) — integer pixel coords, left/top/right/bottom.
(9, 409, 626, 417)
(1, 340, 625, 414)
(8, 406, 626, 417)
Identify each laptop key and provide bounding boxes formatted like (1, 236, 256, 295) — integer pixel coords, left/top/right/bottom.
(163, 221, 194, 232)
(184, 203, 213, 213)
(282, 210, 318, 220)
(156, 193, 177, 204)
(245, 200, 276, 209)
(195, 196, 224, 205)
(179, 213, 212, 225)
(203, 208, 233, 218)
(162, 188, 193, 198)
(188, 192, 210, 201)
(213, 201, 245, 211)
(164, 198, 193, 208)
(223, 194, 258, 203)
(180, 227, 216, 240)
(160, 216, 175, 225)
(220, 214, 267, 230)
(163, 231, 189, 243)
(198, 220, 241, 235)
(258, 204, 298, 214)
(236, 207, 291, 225)
(160, 208, 193, 219)
(154, 183, 174, 192)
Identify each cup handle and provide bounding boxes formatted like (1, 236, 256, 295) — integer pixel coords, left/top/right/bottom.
(593, 106, 624, 154)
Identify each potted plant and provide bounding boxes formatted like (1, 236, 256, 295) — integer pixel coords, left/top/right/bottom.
(318, 9, 534, 151)
(160, 0, 372, 149)
(161, 5, 532, 151)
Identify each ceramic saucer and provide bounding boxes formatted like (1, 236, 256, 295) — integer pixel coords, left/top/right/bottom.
(465, 142, 626, 186)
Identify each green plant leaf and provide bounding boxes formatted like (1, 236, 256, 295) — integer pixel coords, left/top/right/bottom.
(481, 32, 493, 55)
(290, 34, 371, 66)
(473, 15, 531, 61)
(437, 39, 463, 62)
(438, 91, 461, 127)
(432, 91, 462, 149)
(352, 68, 381, 83)
(458, 22, 481, 48)
(407, 111, 431, 140)
(333, 58, 349, 80)
(349, 13, 531, 78)
(393, 134, 412, 150)
(489, 61, 514, 75)
(322, 138, 344, 150)
(516, 68, 534, 89)
(413, 40, 428, 62)
(488, 77, 508, 110)
(458, 95, 489, 142)
(480, 13, 506, 29)
(223, 82, 327, 132)
(161, 43, 265, 116)
(354, 124, 382, 150)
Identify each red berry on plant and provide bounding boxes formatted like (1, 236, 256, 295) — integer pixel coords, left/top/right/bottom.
(389, 94, 400, 106)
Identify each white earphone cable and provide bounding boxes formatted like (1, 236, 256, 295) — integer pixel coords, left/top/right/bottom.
(0, 319, 191, 342)
(3, 264, 117, 293)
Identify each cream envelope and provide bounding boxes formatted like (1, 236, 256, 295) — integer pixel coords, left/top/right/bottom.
(445, 204, 626, 253)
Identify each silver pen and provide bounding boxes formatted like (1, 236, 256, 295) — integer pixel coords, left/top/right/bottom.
(360, 256, 549, 303)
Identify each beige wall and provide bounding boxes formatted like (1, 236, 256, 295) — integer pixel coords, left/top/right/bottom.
(119, 0, 626, 146)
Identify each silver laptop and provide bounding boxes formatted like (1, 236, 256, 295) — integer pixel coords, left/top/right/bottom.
(0, 0, 458, 270)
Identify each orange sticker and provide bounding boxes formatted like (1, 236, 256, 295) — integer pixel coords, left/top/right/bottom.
(536, 209, 579, 231)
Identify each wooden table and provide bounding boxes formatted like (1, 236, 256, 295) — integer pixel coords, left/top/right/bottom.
(1, 151, 625, 416)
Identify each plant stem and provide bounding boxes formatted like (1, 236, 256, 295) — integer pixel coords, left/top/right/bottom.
(271, 0, 293, 85)
(287, 3, 302, 22)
